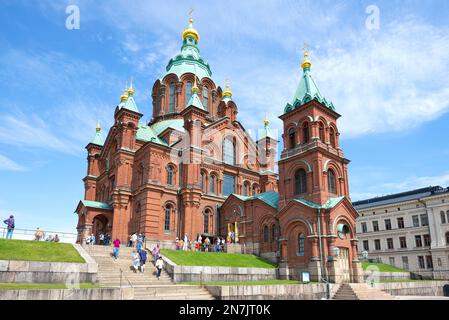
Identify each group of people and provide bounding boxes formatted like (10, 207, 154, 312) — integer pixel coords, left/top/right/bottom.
(86, 233, 112, 246)
(128, 232, 145, 250)
(175, 232, 236, 252)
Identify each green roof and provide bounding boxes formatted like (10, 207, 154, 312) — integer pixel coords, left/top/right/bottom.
(293, 196, 345, 210)
(164, 36, 212, 80)
(118, 95, 139, 113)
(151, 119, 186, 135)
(89, 131, 104, 146)
(186, 91, 204, 110)
(259, 123, 276, 140)
(80, 200, 112, 210)
(284, 66, 335, 114)
(136, 125, 168, 146)
(232, 191, 279, 209)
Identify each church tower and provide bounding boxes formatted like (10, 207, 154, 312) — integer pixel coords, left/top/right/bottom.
(278, 49, 350, 209)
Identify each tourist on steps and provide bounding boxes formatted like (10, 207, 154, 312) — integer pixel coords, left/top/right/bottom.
(136, 234, 143, 251)
(139, 249, 147, 273)
(155, 256, 164, 280)
(152, 244, 160, 261)
(132, 250, 140, 273)
(112, 238, 121, 260)
(90, 234, 96, 245)
(3, 215, 15, 239)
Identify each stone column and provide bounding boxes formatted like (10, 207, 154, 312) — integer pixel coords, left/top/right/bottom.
(350, 239, 364, 283)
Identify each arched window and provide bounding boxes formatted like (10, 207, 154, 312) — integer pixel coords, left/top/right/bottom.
(223, 137, 235, 165)
(328, 169, 336, 194)
(169, 83, 175, 113)
(167, 165, 174, 185)
(243, 181, 250, 196)
(164, 204, 172, 232)
(204, 209, 210, 234)
(210, 175, 216, 194)
(288, 128, 296, 149)
(252, 184, 259, 196)
(441, 211, 447, 224)
(329, 127, 336, 148)
(271, 225, 277, 242)
(298, 233, 305, 256)
(295, 169, 307, 194)
(263, 226, 269, 242)
(319, 122, 325, 142)
(203, 86, 209, 111)
(302, 122, 310, 144)
(186, 81, 192, 105)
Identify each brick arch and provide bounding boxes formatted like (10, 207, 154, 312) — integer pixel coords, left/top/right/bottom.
(200, 77, 216, 90)
(287, 160, 313, 176)
(283, 217, 314, 235)
(331, 215, 355, 238)
(323, 160, 343, 178)
(161, 73, 180, 85)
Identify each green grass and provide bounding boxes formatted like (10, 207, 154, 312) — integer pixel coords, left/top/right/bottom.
(184, 280, 312, 286)
(0, 239, 85, 263)
(0, 283, 101, 290)
(362, 262, 406, 272)
(161, 249, 277, 268)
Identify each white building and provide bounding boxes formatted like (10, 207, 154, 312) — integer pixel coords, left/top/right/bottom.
(353, 186, 449, 279)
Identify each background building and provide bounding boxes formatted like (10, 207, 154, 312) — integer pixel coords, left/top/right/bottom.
(354, 186, 449, 279)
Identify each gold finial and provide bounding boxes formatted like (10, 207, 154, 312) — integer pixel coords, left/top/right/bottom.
(120, 82, 129, 101)
(301, 43, 312, 70)
(263, 112, 269, 126)
(96, 121, 101, 132)
(192, 65, 199, 93)
(222, 78, 232, 98)
(182, 9, 200, 42)
(127, 77, 134, 95)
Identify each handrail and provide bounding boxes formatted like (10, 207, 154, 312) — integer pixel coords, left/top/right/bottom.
(119, 268, 133, 288)
(0, 227, 77, 243)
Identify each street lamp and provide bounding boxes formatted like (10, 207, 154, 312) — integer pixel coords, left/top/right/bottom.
(333, 246, 340, 258)
(362, 250, 369, 261)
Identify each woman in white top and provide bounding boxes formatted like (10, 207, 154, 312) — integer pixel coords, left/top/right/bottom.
(155, 257, 164, 280)
(132, 251, 140, 272)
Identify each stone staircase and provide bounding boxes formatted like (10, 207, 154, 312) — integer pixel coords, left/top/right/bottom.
(84, 245, 214, 300)
(333, 283, 397, 300)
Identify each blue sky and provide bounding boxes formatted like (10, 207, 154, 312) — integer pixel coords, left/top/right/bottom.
(1, 0, 449, 233)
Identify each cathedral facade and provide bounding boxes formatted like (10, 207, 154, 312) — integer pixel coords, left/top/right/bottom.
(75, 17, 362, 283)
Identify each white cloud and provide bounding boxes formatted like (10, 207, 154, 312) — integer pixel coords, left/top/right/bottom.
(0, 154, 27, 172)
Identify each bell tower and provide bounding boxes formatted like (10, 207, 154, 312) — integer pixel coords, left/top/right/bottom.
(278, 49, 351, 209)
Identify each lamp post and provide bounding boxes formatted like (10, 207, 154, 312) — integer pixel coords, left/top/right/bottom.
(316, 208, 330, 299)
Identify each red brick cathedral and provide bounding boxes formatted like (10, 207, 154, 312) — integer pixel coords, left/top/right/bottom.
(75, 17, 362, 283)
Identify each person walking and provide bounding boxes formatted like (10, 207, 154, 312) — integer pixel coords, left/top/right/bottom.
(131, 233, 138, 248)
(90, 234, 96, 246)
(152, 244, 160, 262)
(99, 233, 104, 245)
(132, 250, 140, 273)
(155, 256, 164, 280)
(204, 237, 210, 252)
(136, 234, 143, 251)
(112, 238, 121, 260)
(3, 215, 15, 239)
(183, 233, 188, 251)
(139, 249, 147, 273)
(175, 237, 180, 250)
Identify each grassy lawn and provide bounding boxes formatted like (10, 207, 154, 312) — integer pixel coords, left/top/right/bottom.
(184, 280, 312, 286)
(0, 283, 101, 290)
(0, 239, 85, 263)
(161, 249, 276, 268)
(361, 262, 406, 272)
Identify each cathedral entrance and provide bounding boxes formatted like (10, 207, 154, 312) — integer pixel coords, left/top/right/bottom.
(227, 222, 239, 243)
(92, 214, 110, 244)
(338, 247, 351, 282)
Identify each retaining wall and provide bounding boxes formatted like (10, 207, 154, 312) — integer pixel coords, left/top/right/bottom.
(0, 244, 97, 283)
(374, 281, 448, 296)
(162, 256, 277, 282)
(0, 287, 133, 300)
(206, 283, 340, 300)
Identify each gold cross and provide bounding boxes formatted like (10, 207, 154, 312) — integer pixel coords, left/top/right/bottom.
(189, 8, 194, 19)
(303, 43, 309, 53)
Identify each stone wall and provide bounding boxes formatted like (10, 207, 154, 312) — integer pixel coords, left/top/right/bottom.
(0, 244, 97, 284)
(162, 256, 277, 283)
(0, 287, 134, 300)
(373, 281, 448, 296)
(206, 283, 340, 300)
(363, 271, 411, 282)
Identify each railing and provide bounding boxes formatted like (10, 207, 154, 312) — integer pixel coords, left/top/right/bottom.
(119, 268, 133, 288)
(0, 227, 77, 243)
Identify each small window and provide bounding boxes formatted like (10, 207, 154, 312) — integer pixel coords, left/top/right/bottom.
(418, 256, 425, 269)
(297, 233, 305, 256)
(318, 122, 325, 142)
(415, 235, 423, 247)
(204, 210, 210, 234)
(327, 170, 336, 194)
(329, 127, 336, 148)
(164, 205, 172, 232)
(294, 169, 307, 194)
(288, 128, 296, 149)
(425, 255, 433, 269)
(169, 83, 175, 113)
(263, 226, 269, 242)
(302, 123, 310, 144)
(374, 239, 381, 250)
(361, 222, 367, 233)
(412, 215, 420, 227)
(372, 220, 379, 232)
(441, 211, 447, 224)
(399, 236, 407, 248)
(446, 232, 449, 245)
(167, 165, 174, 185)
(363, 240, 369, 251)
(203, 86, 209, 111)
(420, 214, 429, 226)
(210, 175, 215, 194)
(402, 256, 409, 270)
(271, 225, 277, 242)
(386, 238, 394, 249)
(423, 234, 431, 247)
(186, 81, 192, 105)
(385, 219, 392, 230)
(397, 217, 404, 229)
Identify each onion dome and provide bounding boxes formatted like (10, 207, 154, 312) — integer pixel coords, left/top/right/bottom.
(182, 16, 200, 42)
(222, 80, 233, 101)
